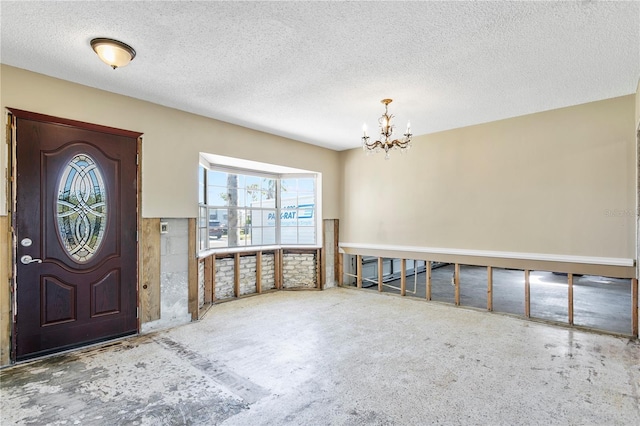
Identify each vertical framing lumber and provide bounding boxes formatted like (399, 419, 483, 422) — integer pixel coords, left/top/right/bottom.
(140, 218, 161, 323)
(275, 249, 282, 289)
(524, 269, 531, 318)
(333, 220, 339, 286)
(454, 263, 460, 306)
(316, 248, 322, 289)
(356, 255, 362, 288)
(568, 273, 574, 325)
(426, 261, 432, 301)
(632, 278, 638, 337)
(487, 266, 493, 311)
(234, 252, 240, 297)
(338, 251, 343, 286)
(204, 255, 213, 304)
(377, 257, 383, 292)
(187, 218, 198, 321)
(211, 254, 216, 302)
(256, 251, 262, 294)
(400, 259, 406, 296)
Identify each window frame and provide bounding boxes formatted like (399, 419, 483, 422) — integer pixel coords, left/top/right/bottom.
(198, 161, 321, 254)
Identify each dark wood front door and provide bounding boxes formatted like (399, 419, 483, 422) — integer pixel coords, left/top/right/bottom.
(12, 109, 140, 361)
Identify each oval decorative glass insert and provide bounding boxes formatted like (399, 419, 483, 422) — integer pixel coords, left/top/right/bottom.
(56, 154, 107, 262)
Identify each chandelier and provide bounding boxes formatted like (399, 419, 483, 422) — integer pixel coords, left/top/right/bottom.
(362, 99, 411, 159)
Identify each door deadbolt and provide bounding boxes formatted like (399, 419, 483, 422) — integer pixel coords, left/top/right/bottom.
(20, 238, 32, 247)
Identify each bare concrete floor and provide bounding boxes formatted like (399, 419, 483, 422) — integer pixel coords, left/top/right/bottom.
(2, 288, 639, 425)
(360, 264, 634, 335)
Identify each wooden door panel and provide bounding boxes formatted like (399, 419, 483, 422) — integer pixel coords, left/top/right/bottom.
(91, 269, 121, 317)
(41, 277, 76, 325)
(12, 109, 140, 360)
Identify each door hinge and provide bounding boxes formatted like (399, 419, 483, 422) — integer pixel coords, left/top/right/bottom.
(136, 307, 139, 318)
(136, 154, 139, 165)
(136, 231, 139, 242)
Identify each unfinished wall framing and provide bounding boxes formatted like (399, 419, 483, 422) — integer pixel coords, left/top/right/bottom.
(197, 248, 321, 315)
(341, 252, 639, 337)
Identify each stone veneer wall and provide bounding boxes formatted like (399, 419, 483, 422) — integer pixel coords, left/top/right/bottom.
(239, 256, 257, 296)
(282, 252, 317, 288)
(262, 253, 276, 291)
(215, 257, 235, 300)
(198, 259, 205, 308)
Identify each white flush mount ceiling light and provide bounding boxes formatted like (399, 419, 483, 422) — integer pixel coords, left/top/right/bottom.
(362, 99, 411, 159)
(90, 38, 136, 69)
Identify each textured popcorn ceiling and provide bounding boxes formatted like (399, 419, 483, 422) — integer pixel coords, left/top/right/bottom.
(1, 1, 638, 151)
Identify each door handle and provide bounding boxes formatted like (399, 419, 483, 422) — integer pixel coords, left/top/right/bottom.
(20, 255, 43, 265)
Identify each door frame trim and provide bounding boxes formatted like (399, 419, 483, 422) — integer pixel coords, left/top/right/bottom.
(7, 108, 143, 362)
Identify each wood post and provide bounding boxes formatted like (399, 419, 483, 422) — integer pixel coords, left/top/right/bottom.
(356, 255, 362, 288)
(400, 259, 406, 296)
(487, 266, 493, 311)
(568, 273, 574, 325)
(256, 251, 262, 294)
(140, 218, 161, 323)
(337, 251, 343, 286)
(454, 263, 460, 306)
(234, 252, 240, 297)
(204, 256, 213, 303)
(632, 278, 638, 337)
(211, 254, 216, 302)
(316, 248, 322, 290)
(377, 257, 383, 292)
(426, 261, 432, 301)
(334, 220, 340, 287)
(275, 249, 282, 289)
(524, 269, 530, 318)
(187, 218, 198, 321)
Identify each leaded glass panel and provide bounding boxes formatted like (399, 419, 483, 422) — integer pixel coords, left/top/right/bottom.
(56, 154, 107, 262)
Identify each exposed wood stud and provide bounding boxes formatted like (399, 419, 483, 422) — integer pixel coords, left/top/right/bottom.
(275, 249, 282, 289)
(454, 263, 460, 306)
(204, 256, 213, 304)
(356, 255, 362, 289)
(334, 220, 339, 286)
(234, 252, 240, 298)
(140, 218, 161, 323)
(524, 269, 531, 318)
(378, 257, 383, 292)
(187, 218, 198, 321)
(316, 248, 322, 290)
(211, 254, 216, 302)
(338, 251, 343, 286)
(256, 251, 262, 294)
(400, 259, 406, 296)
(568, 273, 574, 325)
(632, 278, 638, 337)
(487, 266, 493, 311)
(426, 261, 432, 301)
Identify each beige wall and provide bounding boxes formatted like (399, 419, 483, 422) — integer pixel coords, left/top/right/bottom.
(340, 95, 636, 260)
(0, 65, 340, 219)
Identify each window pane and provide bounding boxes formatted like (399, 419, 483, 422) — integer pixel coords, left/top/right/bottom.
(245, 187, 261, 207)
(280, 210, 297, 227)
(198, 166, 206, 204)
(207, 186, 228, 206)
(262, 227, 276, 245)
(297, 178, 315, 192)
(281, 178, 296, 193)
(262, 178, 276, 198)
(298, 227, 316, 244)
(199, 206, 207, 227)
(281, 227, 298, 245)
(297, 203, 315, 226)
(207, 170, 227, 186)
(199, 229, 207, 251)
(245, 175, 261, 189)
